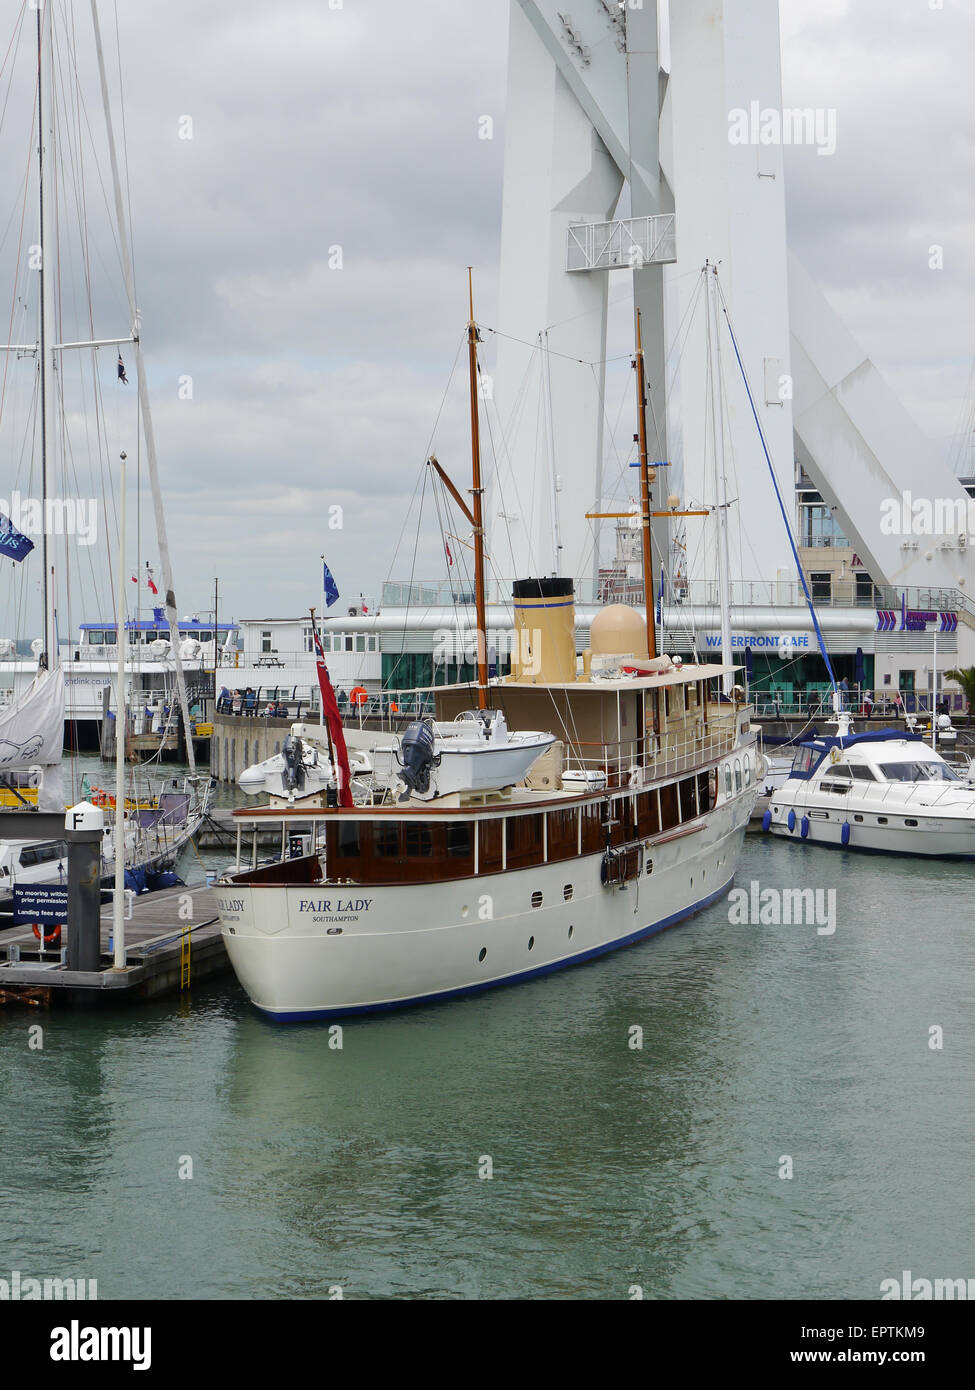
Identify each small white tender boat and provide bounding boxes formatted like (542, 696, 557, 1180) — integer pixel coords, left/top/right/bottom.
(369, 711, 556, 801)
(764, 715, 975, 857)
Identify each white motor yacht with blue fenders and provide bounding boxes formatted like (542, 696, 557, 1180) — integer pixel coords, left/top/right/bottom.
(763, 714, 975, 857)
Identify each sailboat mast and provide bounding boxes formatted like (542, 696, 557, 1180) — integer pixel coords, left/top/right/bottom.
(467, 269, 488, 709)
(37, 0, 57, 670)
(90, 0, 196, 773)
(707, 265, 734, 694)
(541, 329, 562, 576)
(634, 310, 657, 660)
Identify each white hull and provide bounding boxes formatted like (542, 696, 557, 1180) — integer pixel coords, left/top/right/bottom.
(216, 789, 756, 1020)
(766, 801, 975, 857)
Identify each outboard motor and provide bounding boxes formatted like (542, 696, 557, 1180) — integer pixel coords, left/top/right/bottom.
(281, 735, 306, 793)
(396, 720, 439, 799)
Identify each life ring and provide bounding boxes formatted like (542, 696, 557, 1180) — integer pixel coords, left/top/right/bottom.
(829, 747, 841, 765)
(32, 923, 62, 948)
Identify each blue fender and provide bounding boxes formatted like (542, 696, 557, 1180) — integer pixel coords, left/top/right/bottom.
(762, 809, 772, 832)
(841, 821, 851, 846)
(787, 809, 796, 833)
(800, 816, 810, 839)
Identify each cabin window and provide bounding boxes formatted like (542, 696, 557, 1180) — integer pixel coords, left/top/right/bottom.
(355, 634, 366, 653)
(345, 635, 354, 652)
(198, 631, 212, 644)
(697, 771, 712, 814)
(446, 824, 472, 858)
(368, 636, 378, 651)
(103, 630, 116, 645)
(636, 791, 660, 837)
(261, 631, 272, 653)
(581, 803, 604, 854)
(547, 809, 578, 862)
(724, 765, 732, 797)
(337, 822, 361, 857)
(743, 754, 751, 787)
(479, 820, 503, 873)
(664, 687, 671, 718)
(734, 760, 742, 792)
(849, 765, 877, 780)
(375, 824, 400, 857)
(405, 824, 433, 857)
(506, 814, 543, 869)
(679, 777, 697, 822)
(660, 783, 680, 831)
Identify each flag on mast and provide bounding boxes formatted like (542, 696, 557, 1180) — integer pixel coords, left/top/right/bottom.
(322, 558, 339, 608)
(0, 511, 33, 562)
(311, 615, 354, 808)
(117, 353, 128, 384)
(145, 563, 158, 595)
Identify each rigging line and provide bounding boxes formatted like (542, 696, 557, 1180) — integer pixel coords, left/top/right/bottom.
(482, 345, 541, 582)
(380, 330, 465, 594)
(481, 324, 633, 367)
(714, 272, 838, 694)
(0, 76, 36, 431)
(112, 0, 137, 301)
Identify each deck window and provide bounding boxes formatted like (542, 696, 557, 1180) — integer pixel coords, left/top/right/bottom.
(546, 808, 578, 862)
(506, 814, 543, 870)
(337, 822, 361, 857)
(636, 791, 660, 837)
(479, 820, 503, 873)
(581, 804, 604, 854)
(660, 783, 680, 831)
(446, 824, 472, 858)
(375, 824, 400, 857)
(405, 824, 433, 857)
(679, 776, 698, 822)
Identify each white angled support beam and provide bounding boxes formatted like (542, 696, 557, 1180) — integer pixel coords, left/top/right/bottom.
(566, 214, 676, 272)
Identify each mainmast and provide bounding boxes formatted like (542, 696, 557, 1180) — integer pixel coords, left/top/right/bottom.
(634, 310, 657, 660)
(706, 265, 734, 694)
(37, 0, 56, 670)
(467, 269, 489, 708)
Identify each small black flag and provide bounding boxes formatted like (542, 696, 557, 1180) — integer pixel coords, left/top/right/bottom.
(117, 352, 128, 384)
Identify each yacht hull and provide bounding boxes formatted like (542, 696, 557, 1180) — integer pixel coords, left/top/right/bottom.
(217, 793, 754, 1020)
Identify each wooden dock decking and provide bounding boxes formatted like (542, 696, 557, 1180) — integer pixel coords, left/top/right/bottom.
(0, 883, 230, 1009)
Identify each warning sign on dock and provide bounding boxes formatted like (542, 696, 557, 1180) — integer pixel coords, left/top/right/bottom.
(12, 885, 69, 926)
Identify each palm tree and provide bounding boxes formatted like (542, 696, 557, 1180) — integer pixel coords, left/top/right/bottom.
(944, 667, 975, 715)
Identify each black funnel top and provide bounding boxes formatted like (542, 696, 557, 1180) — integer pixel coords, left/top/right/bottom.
(512, 578, 574, 600)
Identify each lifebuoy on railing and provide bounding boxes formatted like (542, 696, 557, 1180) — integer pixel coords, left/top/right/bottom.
(32, 923, 62, 948)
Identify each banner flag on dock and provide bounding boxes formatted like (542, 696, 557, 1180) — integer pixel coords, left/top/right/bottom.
(311, 619, 354, 808)
(0, 511, 34, 562)
(322, 559, 339, 608)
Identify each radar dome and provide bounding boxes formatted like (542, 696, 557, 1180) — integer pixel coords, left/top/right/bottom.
(589, 604, 649, 659)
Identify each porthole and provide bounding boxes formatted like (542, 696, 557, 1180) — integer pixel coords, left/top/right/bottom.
(877, 817, 888, 825)
(563, 884, 573, 901)
(567, 925, 574, 939)
(528, 936, 535, 951)
(854, 815, 863, 823)
(478, 947, 487, 963)
(531, 890, 543, 908)
(645, 859, 653, 876)
(327, 927, 343, 936)
(905, 818, 918, 827)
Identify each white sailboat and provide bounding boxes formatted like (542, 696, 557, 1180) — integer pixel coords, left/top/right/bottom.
(0, 1, 208, 918)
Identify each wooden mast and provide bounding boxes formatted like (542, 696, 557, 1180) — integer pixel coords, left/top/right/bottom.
(467, 269, 489, 708)
(634, 309, 657, 660)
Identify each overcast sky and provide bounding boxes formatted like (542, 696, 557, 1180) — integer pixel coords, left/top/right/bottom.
(1, 0, 973, 629)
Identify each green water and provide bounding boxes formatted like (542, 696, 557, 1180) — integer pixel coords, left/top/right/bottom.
(1, 834, 973, 1300)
